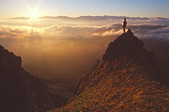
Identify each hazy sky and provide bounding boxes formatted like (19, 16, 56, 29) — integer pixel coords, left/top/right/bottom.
(0, 0, 169, 18)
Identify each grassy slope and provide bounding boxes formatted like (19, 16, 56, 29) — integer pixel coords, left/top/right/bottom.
(55, 57, 169, 112)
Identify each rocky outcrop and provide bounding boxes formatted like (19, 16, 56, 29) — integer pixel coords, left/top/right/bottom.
(0, 45, 54, 112)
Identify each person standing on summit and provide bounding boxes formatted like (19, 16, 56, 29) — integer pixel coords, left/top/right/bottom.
(123, 18, 127, 33)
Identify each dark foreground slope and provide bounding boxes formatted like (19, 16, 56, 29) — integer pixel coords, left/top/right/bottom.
(55, 29, 169, 112)
(0, 45, 54, 112)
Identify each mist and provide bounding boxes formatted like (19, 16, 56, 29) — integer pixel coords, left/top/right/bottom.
(0, 16, 169, 80)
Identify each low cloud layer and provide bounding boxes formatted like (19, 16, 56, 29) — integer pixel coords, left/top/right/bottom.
(0, 16, 169, 79)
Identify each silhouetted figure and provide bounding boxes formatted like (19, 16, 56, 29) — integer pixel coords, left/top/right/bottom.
(123, 18, 127, 33)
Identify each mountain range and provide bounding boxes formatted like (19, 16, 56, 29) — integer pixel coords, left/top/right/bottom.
(10, 15, 169, 21)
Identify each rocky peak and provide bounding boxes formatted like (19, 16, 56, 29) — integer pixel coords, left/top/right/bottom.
(73, 29, 163, 96)
(0, 45, 21, 69)
(0, 45, 54, 112)
(102, 29, 157, 71)
(103, 29, 145, 61)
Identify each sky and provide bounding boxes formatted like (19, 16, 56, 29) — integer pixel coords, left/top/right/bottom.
(0, 0, 169, 19)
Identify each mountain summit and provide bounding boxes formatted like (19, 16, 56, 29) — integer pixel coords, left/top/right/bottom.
(103, 29, 145, 61)
(56, 29, 169, 111)
(102, 29, 162, 82)
(103, 29, 155, 66)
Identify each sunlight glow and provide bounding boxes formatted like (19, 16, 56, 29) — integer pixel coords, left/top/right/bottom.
(29, 11, 39, 19)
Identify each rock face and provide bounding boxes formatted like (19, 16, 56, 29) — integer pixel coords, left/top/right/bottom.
(0, 45, 54, 112)
(56, 29, 169, 111)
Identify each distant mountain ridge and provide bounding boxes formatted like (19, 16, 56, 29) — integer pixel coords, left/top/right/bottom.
(55, 29, 169, 111)
(10, 15, 169, 21)
(0, 45, 54, 112)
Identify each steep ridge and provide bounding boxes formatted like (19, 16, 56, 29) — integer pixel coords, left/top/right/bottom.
(0, 45, 54, 112)
(56, 29, 169, 111)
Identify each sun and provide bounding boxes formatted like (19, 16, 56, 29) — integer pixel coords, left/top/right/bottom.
(29, 11, 39, 19)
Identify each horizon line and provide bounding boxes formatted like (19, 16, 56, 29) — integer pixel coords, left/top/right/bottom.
(8, 15, 169, 20)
